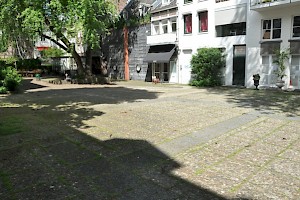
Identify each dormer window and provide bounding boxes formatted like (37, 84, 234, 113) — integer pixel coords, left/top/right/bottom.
(153, 22, 160, 35)
(162, 0, 169, 5)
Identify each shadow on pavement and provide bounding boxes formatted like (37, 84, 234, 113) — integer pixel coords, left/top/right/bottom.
(205, 87, 300, 117)
(18, 78, 48, 91)
(0, 81, 244, 199)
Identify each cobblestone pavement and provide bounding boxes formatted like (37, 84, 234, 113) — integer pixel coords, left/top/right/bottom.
(0, 78, 299, 199)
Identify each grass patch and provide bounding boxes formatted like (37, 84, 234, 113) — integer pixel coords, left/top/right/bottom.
(0, 171, 13, 191)
(0, 116, 25, 136)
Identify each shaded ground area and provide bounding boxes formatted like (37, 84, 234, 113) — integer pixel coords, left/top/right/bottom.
(0, 78, 299, 199)
(0, 79, 226, 199)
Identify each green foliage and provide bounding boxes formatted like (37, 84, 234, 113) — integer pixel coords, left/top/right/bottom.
(190, 48, 225, 87)
(0, 57, 18, 67)
(42, 47, 65, 58)
(0, 33, 8, 52)
(273, 49, 290, 80)
(0, 0, 118, 68)
(115, 13, 151, 29)
(0, 66, 22, 91)
(16, 59, 41, 70)
(0, 86, 7, 94)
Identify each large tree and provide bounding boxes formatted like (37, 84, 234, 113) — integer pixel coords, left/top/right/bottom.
(0, 0, 118, 75)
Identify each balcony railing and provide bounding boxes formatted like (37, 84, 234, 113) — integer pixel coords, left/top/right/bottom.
(147, 33, 177, 45)
(251, 0, 300, 9)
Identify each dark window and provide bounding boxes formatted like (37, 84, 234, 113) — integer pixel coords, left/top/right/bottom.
(216, 22, 246, 37)
(272, 19, 281, 39)
(260, 42, 280, 55)
(171, 19, 177, 32)
(293, 16, 300, 38)
(184, 0, 192, 3)
(184, 14, 192, 34)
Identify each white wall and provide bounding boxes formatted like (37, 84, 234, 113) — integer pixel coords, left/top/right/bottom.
(246, 5, 300, 88)
(177, 0, 247, 84)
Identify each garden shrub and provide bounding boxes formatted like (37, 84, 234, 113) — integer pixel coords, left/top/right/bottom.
(0, 66, 22, 92)
(42, 47, 65, 58)
(0, 86, 7, 94)
(190, 48, 225, 87)
(16, 58, 41, 70)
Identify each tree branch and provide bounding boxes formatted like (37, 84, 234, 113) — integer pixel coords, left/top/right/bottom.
(41, 34, 68, 51)
(43, 17, 72, 52)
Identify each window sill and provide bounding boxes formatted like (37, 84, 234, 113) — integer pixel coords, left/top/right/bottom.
(198, 31, 208, 35)
(288, 38, 300, 42)
(259, 39, 282, 44)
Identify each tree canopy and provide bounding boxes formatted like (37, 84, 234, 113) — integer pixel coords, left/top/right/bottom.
(0, 0, 118, 75)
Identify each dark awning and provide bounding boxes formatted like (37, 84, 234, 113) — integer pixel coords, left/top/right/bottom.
(144, 44, 176, 63)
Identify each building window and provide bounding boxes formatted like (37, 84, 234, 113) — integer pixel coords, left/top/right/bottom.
(162, 20, 168, 34)
(293, 16, 300, 38)
(216, 22, 246, 37)
(162, 0, 169, 4)
(262, 19, 281, 40)
(40, 35, 46, 41)
(261, 55, 278, 86)
(260, 42, 281, 86)
(290, 55, 300, 88)
(184, 0, 193, 4)
(184, 14, 192, 34)
(153, 22, 160, 35)
(171, 19, 177, 32)
(216, 0, 229, 2)
(290, 41, 300, 88)
(198, 11, 208, 33)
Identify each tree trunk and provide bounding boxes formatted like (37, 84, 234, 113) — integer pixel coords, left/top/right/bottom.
(85, 45, 92, 76)
(72, 49, 84, 76)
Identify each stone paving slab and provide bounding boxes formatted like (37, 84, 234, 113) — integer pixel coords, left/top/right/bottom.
(0, 79, 299, 199)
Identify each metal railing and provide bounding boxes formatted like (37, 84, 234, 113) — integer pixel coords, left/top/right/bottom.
(250, 0, 299, 7)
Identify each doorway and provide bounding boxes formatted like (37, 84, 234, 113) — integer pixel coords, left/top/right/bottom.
(152, 63, 169, 82)
(233, 45, 246, 86)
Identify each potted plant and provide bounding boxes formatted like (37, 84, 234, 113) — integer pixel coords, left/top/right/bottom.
(253, 74, 260, 90)
(273, 49, 290, 89)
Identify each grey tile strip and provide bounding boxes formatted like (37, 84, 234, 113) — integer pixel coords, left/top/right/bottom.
(157, 112, 260, 156)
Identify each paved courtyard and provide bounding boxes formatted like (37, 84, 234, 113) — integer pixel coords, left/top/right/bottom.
(0, 78, 299, 199)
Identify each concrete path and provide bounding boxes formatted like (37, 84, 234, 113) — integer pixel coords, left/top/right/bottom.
(0, 78, 299, 199)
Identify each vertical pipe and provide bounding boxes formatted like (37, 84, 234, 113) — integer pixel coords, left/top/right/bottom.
(124, 26, 129, 81)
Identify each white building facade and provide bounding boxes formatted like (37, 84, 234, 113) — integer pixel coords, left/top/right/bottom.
(177, 0, 247, 85)
(247, 0, 300, 89)
(147, 0, 300, 89)
(145, 0, 179, 83)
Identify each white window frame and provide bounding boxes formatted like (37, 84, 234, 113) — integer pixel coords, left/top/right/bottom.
(183, 14, 193, 34)
(162, 0, 169, 5)
(198, 10, 208, 33)
(171, 18, 177, 33)
(162, 19, 168, 34)
(292, 16, 300, 38)
(153, 21, 160, 35)
(262, 18, 281, 40)
(290, 55, 300, 88)
(261, 54, 278, 86)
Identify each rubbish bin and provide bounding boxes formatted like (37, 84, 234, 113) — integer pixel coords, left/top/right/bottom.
(35, 73, 41, 81)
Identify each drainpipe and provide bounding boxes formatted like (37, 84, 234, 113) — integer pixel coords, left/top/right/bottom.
(124, 26, 129, 81)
